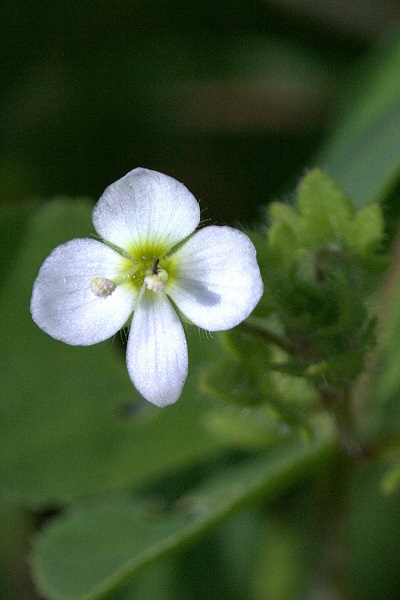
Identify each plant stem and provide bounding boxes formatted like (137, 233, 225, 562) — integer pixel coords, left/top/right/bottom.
(240, 319, 297, 356)
(317, 383, 365, 460)
(310, 450, 353, 600)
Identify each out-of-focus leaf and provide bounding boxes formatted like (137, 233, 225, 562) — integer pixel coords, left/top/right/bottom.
(318, 33, 400, 208)
(0, 200, 222, 506)
(0, 200, 40, 283)
(102, 558, 177, 600)
(347, 460, 400, 600)
(360, 233, 400, 442)
(200, 359, 263, 406)
(31, 415, 336, 600)
(0, 500, 32, 599)
(251, 516, 306, 600)
(215, 508, 264, 600)
(380, 449, 400, 495)
(203, 405, 288, 450)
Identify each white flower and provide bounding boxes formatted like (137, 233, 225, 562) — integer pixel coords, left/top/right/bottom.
(31, 168, 263, 406)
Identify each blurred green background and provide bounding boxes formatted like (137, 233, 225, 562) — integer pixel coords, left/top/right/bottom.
(2, 1, 400, 599)
(2, 0, 399, 223)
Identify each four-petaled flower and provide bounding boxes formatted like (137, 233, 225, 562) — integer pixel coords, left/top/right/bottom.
(31, 168, 263, 406)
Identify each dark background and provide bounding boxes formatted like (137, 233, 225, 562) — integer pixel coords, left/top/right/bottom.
(2, 0, 399, 225)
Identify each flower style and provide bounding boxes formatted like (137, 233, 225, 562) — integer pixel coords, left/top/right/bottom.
(31, 168, 263, 406)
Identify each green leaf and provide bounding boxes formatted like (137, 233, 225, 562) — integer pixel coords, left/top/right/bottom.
(217, 327, 272, 364)
(361, 237, 400, 442)
(31, 415, 336, 600)
(250, 514, 307, 600)
(0, 200, 40, 284)
(0, 500, 32, 599)
(200, 359, 263, 406)
(103, 558, 177, 600)
(297, 168, 354, 223)
(268, 221, 299, 267)
(296, 168, 354, 248)
(268, 202, 298, 228)
(203, 405, 286, 450)
(380, 449, 400, 495)
(343, 202, 385, 256)
(347, 460, 400, 600)
(0, 200, 222, 506)
(318, 34, 400, 208)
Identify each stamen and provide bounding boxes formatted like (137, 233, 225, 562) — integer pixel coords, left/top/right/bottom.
(91, 277, 116, 297)
(144, 260, 168, 294)
(151, 257, 160, 275)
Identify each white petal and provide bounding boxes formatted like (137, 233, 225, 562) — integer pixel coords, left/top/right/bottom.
(126, 292, 188, 407)
(168, 226, 263, 331)
(92, 168, 200, 251)
(31, 239, 136, 345)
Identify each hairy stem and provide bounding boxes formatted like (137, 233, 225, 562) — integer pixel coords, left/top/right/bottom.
(240, 319, 297, 356)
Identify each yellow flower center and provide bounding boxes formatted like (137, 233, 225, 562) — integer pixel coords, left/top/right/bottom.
(90, 242, 177, 298)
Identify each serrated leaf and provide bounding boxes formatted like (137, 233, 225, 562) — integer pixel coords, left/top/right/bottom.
(296, 168, 354, 247)
(268, 202, 299, 231)
(344, 203, 384, 256)
(297, 168, 353, 219)
(268, 221, 299, 266)
(31, 415, 336, 600)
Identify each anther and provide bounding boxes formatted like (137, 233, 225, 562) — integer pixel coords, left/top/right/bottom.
(91, 277, 116, 297)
